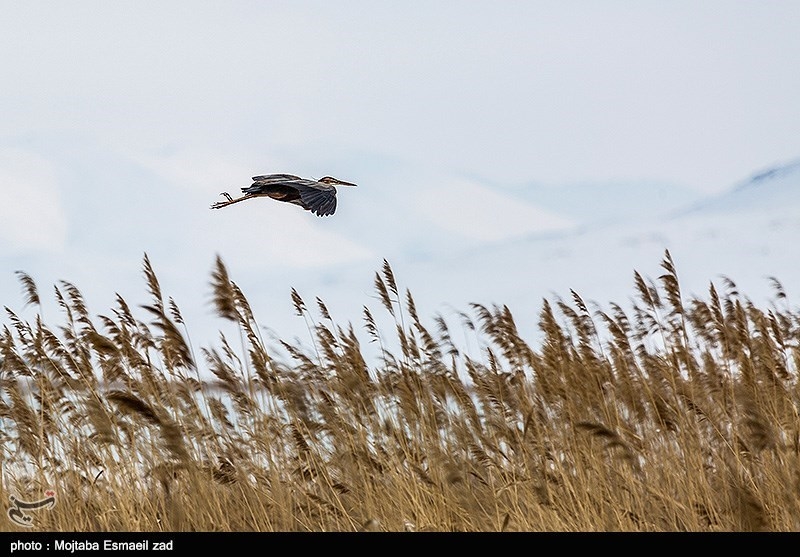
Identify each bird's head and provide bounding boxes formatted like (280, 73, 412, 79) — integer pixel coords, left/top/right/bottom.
(318, 176, 358, 187)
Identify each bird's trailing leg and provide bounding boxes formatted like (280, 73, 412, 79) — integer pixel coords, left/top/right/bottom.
(211, 192, 251, 209)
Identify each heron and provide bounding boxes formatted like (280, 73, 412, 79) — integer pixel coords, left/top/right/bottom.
(210, 173, 357, 217)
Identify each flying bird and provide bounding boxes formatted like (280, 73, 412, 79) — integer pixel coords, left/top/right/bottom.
(210, 173, 357, 216)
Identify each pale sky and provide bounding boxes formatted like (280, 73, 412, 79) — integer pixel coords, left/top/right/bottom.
(1, 1, 799, 348)
(3, 2, 799, 189)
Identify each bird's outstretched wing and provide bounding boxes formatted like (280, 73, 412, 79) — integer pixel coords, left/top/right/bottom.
(296, 183, 337, 216)
(250, 174, 303, 184)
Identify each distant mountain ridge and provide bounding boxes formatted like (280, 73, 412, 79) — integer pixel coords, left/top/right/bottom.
(679, 158, 800, 215)
(743, 158, 800, 188)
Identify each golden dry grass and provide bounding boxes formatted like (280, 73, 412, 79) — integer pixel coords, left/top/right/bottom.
(1, 250, 799, 532)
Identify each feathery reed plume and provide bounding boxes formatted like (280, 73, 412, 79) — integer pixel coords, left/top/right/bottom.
(106, 390, 189, 462)
(167, 297, 184, 325)
(767, 276, 787, 301)
(362, 306, 379, 344)
(15, 271, 40, 307)
(142, 254, 164, 312)
(659, 250, 683, 319)
(291, 287, 306, 317)
(210, 255, 239, 322)
(382, 259, 399, 299)
(6, 378, 44, 459)
(316, 297, 332, 322)
(140, 303, 195, 372)
(576, 422, 635, 465)
(107, 390, 162, 425)
(373, 272, 394, 317)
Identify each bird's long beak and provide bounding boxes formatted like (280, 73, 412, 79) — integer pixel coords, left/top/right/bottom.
(336, 179, 357, 187)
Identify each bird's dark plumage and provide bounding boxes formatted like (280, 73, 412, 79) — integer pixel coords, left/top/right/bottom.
(210, 174, 357, 216)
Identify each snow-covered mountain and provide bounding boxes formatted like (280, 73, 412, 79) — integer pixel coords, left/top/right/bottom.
(680, 158, 800, 215)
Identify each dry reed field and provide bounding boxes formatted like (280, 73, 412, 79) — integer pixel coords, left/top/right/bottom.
(1, 250, 799, 532)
